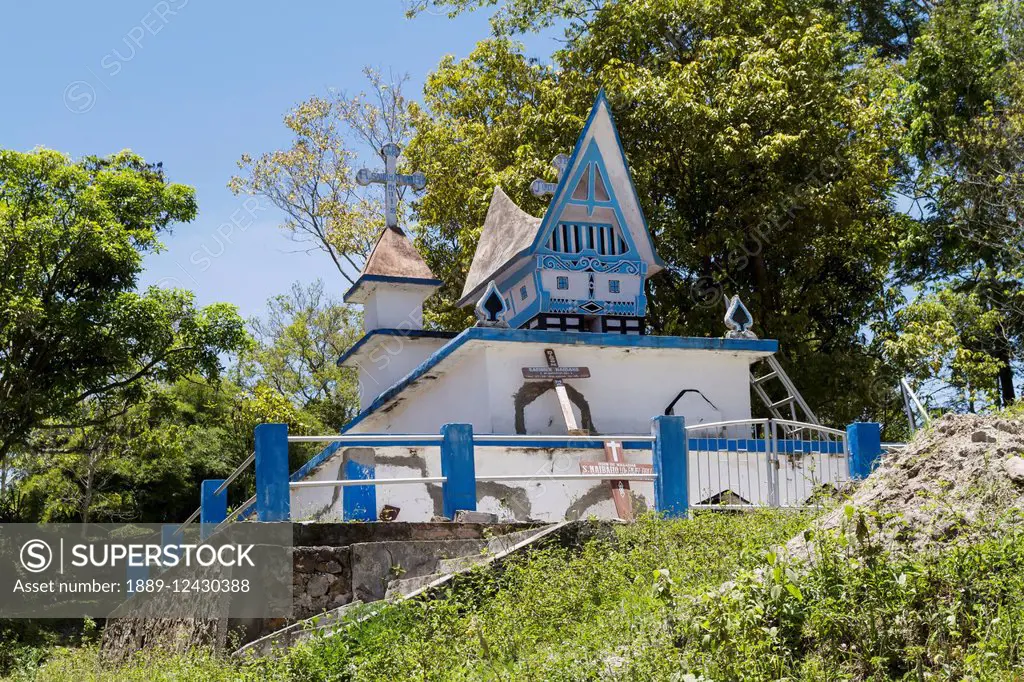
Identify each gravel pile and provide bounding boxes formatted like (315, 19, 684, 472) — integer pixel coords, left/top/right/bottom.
(791, 413, 1024, 555)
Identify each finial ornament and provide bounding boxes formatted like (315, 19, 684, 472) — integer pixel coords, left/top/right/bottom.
(475, 281, 510, 327)
(356, 143, 427, 229)
(724, 295, 757, 339)
(530, 154, 571, 199)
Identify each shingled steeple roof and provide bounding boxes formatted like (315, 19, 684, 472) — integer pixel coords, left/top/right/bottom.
(344, 226, 441, 303)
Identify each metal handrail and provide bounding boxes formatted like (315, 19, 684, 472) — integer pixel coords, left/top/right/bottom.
(290, 477, 447, 488)
(214, 495, 256, 532)
(175, 507, 201, 535)
(473, 434, 656, 443)
(901, 378, 932, 426)
(476, 473, 657, 482)
(176, 452, 256, 534)
(685, 418, 772, 431)
(685, 418, 844, 438)
(770, 419, 847, 438)
(215, 452, 255, 495)
(286, 434, 443, 444)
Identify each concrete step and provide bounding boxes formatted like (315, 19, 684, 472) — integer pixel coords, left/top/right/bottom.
(437, 555, 485, 573)
(434, 529, 543, 573)
(384, 572, 446, 601)
(234, 521, 571, 659)
(235, 600, 375, 659)
(350, 538, 486, 602)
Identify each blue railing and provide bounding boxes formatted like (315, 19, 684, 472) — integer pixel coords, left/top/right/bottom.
(182, 419, 887, 528)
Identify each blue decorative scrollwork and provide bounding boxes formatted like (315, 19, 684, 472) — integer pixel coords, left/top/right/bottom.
(537, 255, 642, 275)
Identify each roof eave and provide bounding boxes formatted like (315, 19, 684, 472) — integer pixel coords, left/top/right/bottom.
(344, 274, 444, 304)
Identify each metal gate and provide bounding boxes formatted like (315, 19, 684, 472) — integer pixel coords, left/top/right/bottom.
(686, 419, 849, 510)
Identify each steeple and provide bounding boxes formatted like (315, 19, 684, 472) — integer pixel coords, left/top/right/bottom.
(457, 90, 664, 335)
(344, 226, 441, 332)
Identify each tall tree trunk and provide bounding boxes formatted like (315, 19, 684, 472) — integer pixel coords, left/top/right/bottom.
(0, 453, 7, 501)
(997, 356, 1016, 408)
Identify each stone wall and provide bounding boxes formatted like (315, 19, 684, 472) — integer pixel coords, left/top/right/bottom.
(100, 522, 539, 663)
(292, 546, 351, 620)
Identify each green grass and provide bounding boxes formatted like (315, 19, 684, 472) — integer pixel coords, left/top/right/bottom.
(14, 509, 1024, 680)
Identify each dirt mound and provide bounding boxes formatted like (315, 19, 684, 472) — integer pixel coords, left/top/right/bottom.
(793, 413, 1024, 554)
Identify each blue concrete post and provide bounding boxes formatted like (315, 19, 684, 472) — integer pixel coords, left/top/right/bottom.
(652, 415, 688, 518)
(847, 422, 883, 480)
(255, 423, 290, 522)
(126, 563, 150, 594)
(160, 524, 182, 571)
(441, 423, 476, 519)
(343, 457, 377, 522)
(200, 479, 227, 540)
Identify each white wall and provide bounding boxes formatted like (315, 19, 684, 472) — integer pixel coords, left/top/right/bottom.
(353, 340, 755, 435)
(292, 337, 773, 521)
(355, 347, 494, 434)
(290, 439, 850, 523)
(363, 287, 430, 331)
(291, 444, 655, 523)
(356, 337, 451, 409)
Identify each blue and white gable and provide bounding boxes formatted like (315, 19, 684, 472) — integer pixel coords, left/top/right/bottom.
(459, 91, 664, 332)
(533, 91, 662, 272)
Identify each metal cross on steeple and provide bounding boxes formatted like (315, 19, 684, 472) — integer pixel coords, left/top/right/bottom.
(356, 143, 427, 229)
(530, 154, 570, 199)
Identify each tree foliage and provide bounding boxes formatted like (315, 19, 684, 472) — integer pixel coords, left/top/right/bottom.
(229, 69, 419, 285)
(893, 0, 1024, 408)
(405, 0, 908, 424)
(0, 149, 248, 476)
(239, 280, 361, 432)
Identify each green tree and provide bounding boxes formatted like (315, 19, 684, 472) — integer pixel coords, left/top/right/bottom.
(896, 0, 1023, 408)
(405, 0, 907, 424)
(13, 376, 317, 524)
(879, 287, 1006, 411)
(229, 69, 417, 285)
(239, 280, 361, 432)
(0, 149, 248, 494)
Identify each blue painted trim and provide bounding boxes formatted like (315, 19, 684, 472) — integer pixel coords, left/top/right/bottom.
(687, 438, 845, 455)
(536, 140, 642, 259)
(337, 329, 457, 367)
(455, 90, 664, 309)
(441, 423, 476, 518)
(344, 274, 443, 303)
(255, 423, 290, 522)
(652, 416, 688, 518)
(529, 90, 664, 269)
(343, 458, 377, 521)
(508, 295, 542, 330)
(847, 422, 882, 479)
(291, 441, 342, 482)
(598, 89, 668, 271)
(477, 439, 654, 450)
(489, 258, 544, 323)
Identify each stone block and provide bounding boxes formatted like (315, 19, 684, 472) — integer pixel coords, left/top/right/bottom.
(454, 510, 499, 524)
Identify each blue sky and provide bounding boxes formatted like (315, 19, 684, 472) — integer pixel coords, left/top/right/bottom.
(1, 1, 559, 320)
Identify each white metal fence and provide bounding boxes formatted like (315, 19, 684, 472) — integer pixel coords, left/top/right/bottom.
(686, 419, 849, 510)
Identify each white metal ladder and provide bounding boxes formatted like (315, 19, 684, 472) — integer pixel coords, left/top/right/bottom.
(750, 356, 820, 426)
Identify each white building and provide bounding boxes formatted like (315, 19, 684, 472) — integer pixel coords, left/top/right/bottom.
(288, 92, 842, 523)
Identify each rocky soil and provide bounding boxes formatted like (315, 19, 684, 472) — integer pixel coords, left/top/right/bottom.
(792, 413, 1024, 556)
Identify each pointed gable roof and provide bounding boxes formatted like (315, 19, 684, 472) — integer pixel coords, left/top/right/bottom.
(459, 187, 542, 305)
(344, 226, 441, 303)
(363, 226, 437, 279)
(457, 90, 664, 308)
